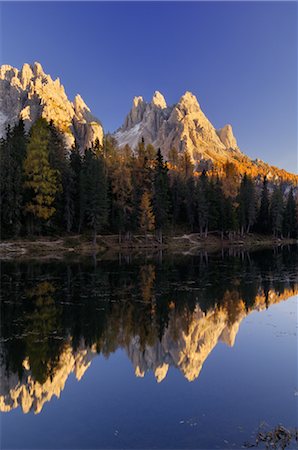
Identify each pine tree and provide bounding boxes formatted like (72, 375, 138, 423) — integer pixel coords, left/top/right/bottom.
(223, 196, 238, 237)
(185, 176, 196, 231)
(0, 120, 27, 237)
(70, 142, 82, 232)
(23, 118, 59, 231)
(47, 121, 68, 232)
(270, 185, 284, 238)
(170, 174, 184, 229)
(153, 149, 170, 242)
(62, 163, 76, 233)
(178, 151, 194, 179)
(257, 176, 270, 234)
(139, 191, 155, 242)
(238, 174, 257, 235)
(109, 149, 133, 240)
(79, 148, 108, 242)
(207, 177, 223, 232)
(283, 188, 297, 238)
(197, 170, 209, 236)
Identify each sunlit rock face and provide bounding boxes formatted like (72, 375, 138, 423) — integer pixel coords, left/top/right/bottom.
(0, 341, 97, 414)
(114, 90, 242, 166)
(0, 62, 103, 150)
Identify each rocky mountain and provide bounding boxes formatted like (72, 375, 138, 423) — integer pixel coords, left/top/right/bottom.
(114, 91, 297, 182)
(0, 62, 296, 182)
(114, 91, 241, 166)
(0, 62, 103, 150)
(0, 286, 296, 414)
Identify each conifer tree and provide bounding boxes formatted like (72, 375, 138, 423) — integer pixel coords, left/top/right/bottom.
(185, 176, 196, 232)
(23, 118, 59, 231)
(110, 150, 133, 240)
(223, 196, 238, 237)
(270, 185, 284, 238)
(197, 170, 209, 236)
(70, 142, 82, 232)
(0, 121, 27, 237)
(47, 121, 68, 231)
(153, 149, 170, 241)
(238, 174, 257, 235)
(139, 191, 155, 242)
(178, 151, 194, 179)
(257, 176, 270, 234)
(283, 188, 297, 238)
(79, 148, 108, 242)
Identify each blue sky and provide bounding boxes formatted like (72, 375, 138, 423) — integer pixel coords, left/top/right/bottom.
(1, 1, 297, 172)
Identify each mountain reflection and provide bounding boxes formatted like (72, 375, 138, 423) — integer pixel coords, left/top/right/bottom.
(1, 246, 297, 414)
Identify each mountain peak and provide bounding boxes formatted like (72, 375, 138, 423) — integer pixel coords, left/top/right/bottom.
(151, 91, 167, 109)
(133, 96, 144, 108)
(33, 61, 45, 77)
(73, 94, 90, 113)
(0, 62, 103, 150)
(217, 124, 238, 149)
(179, 91, 200, 106)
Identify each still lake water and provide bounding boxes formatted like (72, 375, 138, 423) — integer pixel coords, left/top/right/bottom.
(0, 246, 297, 449)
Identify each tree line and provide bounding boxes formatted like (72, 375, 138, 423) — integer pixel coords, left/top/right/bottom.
(0, 118, 297, 240)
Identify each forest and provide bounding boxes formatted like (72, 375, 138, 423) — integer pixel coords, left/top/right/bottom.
(0, 118, 297, 242)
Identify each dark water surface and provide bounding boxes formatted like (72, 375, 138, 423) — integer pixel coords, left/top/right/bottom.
(0, 246, 297, 449)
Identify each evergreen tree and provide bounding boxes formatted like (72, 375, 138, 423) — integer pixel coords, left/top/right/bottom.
(139, 191, 155, 241)
(0, 120, 27, 237)
(70, 142, 82, 232)
(237, 174, 257, 235)
(62, 163, 76, 233)
(223, 196, 238, 237)
(207, 177, 223, 232)
(257, 176, 270, 234)
(185, 176, 196, 231)
(79, 148, 108, 242)
(153, 149, 170, 241)
(178, 151, 194, 179)
(283, 188, 297, 238)
(169, 172, 186, 230)
(23, 118, 59, 231)
(197, 170, 209, 236)
(109, 149, 133, 240)
(270, 185, 284, 238)
(47, 121, 68, 232)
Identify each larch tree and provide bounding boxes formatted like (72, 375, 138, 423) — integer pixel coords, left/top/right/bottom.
(23, 118, 60, 231)
(139, 191, 155, 243)
(110, 151, 133, 241)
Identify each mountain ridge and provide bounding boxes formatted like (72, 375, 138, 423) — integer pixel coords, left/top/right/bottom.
(0, 62, 297, 183)
(0, 62, 103, 151)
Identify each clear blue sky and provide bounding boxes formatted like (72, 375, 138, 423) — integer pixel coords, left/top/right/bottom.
(1, 1, 297, 172)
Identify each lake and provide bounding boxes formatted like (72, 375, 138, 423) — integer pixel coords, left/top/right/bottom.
(0, 246, 297, 449)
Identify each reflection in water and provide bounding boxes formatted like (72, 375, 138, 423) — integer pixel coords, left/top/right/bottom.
(0, 246, 297, 414)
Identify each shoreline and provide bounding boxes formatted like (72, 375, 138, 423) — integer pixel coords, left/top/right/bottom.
(0, 233, 297, 260)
